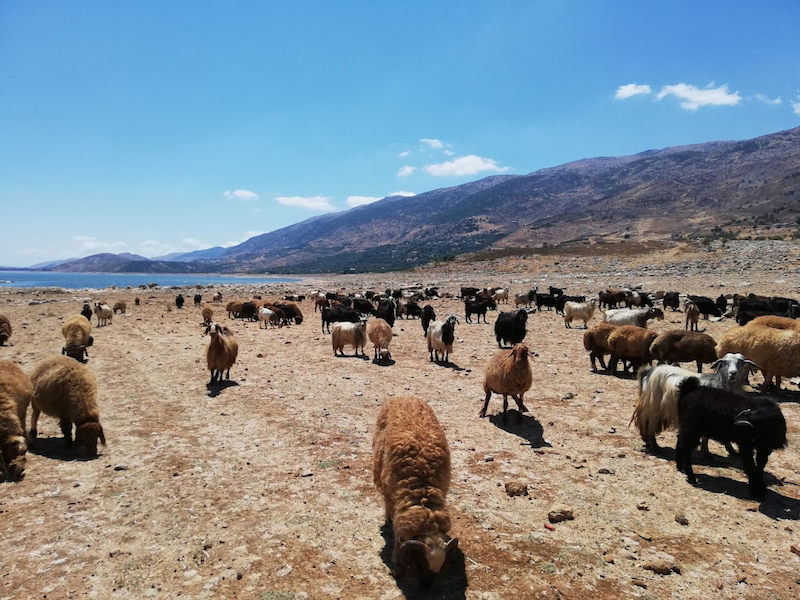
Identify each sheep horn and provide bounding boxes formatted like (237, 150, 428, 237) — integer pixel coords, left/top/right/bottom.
(445, 537, 459, 554)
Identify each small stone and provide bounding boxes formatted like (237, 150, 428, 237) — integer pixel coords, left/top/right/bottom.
(642, 559, 675, 575)
(484, 455, 495, 462)
(114, 464, 129, 471)
(354, 392, 363, 397)
(637, 501, 649, 511)
(220, 569, 238, 580)
(675, 514, 689, 526)
(548, 504, 574, 523)
(276, 564, 292, 577)
(561, 393, 575, 400)
(598, 467, 615, 475)
(184, 570, 198, 578)
(504, 482, 528, 497)
(631, 578, 648, 589)
(791, 545, 800, 557)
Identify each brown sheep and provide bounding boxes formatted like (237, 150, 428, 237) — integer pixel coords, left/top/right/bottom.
(649, 330, 717, 373)
(61, 315, 93, 362)
(583, 322, 619, 371)
(29, 356, 106, 456)
(481, 344, 533, 423)
(684, 302, 700, 331)
(607, 325, 658, 376)
(0, 361, 32, 480)
(134, 297, 140, 306)
(367, 318, 393, 363)
(746, 315, 800, 331)
(716, 325, 800, 390)
(372, 397, 458, 583)
(112, 300, 127, 314)
(205, 323, 239, 385)
(0, 314, 11, 346)
(201, 306, 214, 326)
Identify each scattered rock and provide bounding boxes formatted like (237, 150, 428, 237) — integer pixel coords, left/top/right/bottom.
(276, 564, 292, 577)
(114, 464, 129, 471)
(641, 551, 679, 575)
(484, 455, 495, 462)
(561, 392, 575, 400)
(598, 467, 615, 475)
(504, 481, 528, 497)
(548, 504, 574, 523)
(631, 578, 648, 588)
(675, 513, 689, 526)
(791, 545, 800, 557)
(637, 500, 649, 511)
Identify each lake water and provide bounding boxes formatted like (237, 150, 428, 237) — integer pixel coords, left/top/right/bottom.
(0, 270, 300, 290)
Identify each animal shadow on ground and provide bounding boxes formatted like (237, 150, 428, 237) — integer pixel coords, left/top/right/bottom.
(372, 358, 397, 367)
(488, 412, 551, 449)
(334, 353, 370, 361)
(691, 472, 799, 519)
(27, 437, 99, 461)
(379, 523, 468, 600)
(206, 380, 239, 398)
(432, 360, 464, 371)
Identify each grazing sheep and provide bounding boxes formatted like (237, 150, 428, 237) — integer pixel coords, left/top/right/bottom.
(258, 307, 282, 329)
(134, 297, 140, 306)
(607, 325, 658, 376)
(649, 330, 717, 373)
(583, 322, 619, 371)
(368, 318, 393, 363)
(321, 305, 361, 334)
(604, 307, 664, 328)
(61, 315, 94, 362)
(375, 299, 396, 328)
(480, 344, 533, 423)
(81, 303, 94, 321)
(372, 397, 458, 582)
(175, 294, 185, 309)
(675, 377, 787, 499)
(0, 315, 11, 346)
(331, 319, 368, 357)
(494, 309, 528, 348)
(631, 353, 759, 451)
(28, 356, 106, 456)
(662, 292, 680, 311)
(686, 295, 722, 319)
(204, 323, 239, 385)
(564, 299, 596, 329)
(272, 301, 303, 325)
(93, 303, 113, 327)
(201, 306, 214, 326)
(746, 315, 800, 331)
(684, 302, 700, 331)
(514, 289, 536, 308)
(421, 305, 436, 336)
(226, 300, 244, 319)
(0, 361, 31, 480)
(112, 300, 126, 314)
(194, 294, 202, 306)
(427, 315, 458, 364)
(716, 325, 800, 390)
(212, 291, 223, 303)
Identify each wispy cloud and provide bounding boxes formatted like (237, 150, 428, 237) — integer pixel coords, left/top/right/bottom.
(423, 155, 510, 177)
(793, 100, 800, 116)
(72, 236, 127, 254)
(389, 190, 416, 197)
(753, 93, 782, 106)
(276, 195, 335, 211)
(443, 149, 455, 156)
(346, 195, 381, 208)
(398, 150, 410, 157)
(398, 166, 416, 178)
(180, 238, 211, 251)
(420, 138, 444, 149)
(615, 83, 652, 99)
(656, 83, 741, 110)
(223, 189, 259, 201)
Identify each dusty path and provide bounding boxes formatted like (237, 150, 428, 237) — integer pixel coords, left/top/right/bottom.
(1, 244, 800, 599)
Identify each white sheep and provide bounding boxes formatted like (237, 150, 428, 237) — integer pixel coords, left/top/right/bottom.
(372, 397, 458, 582)
(28, 355, 106, 456)
(93, 302, 113, 327)
(630, 353, 759, 452)
(716, 325, 800, 390)
(331, 319, 368, 357)
(564, 299, 597, 329)
(367, 318, 393, 363)
(258, 307, 282, 329)
(426, 315, 458, 364)
(604, 307, 664, 328)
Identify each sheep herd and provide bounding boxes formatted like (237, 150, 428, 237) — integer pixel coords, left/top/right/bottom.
(0, 281, 797, 589)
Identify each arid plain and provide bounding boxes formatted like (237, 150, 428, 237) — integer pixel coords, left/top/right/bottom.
(1, 240, 799, 600)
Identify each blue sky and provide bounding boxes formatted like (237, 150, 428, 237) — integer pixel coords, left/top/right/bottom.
(1, 1, 799, 267)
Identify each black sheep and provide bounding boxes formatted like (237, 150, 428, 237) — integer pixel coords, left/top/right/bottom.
(194, 294, 202, 306)
(421, 305, 436, 335)
(375, 299, 396, 328)
(494, 310, 528, 348)
(175, 294, 185, 309)
(676, 377, 787, 499)
(81, 303, 93, 321)
(662, 292, 680, 311)
(686, 295, 721, 319)
(321, 306, 361, 334)
(464, 298, 491, 323)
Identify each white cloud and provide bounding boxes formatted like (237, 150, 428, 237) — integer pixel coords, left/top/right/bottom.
(423, 155, 510, 177)
(223, 231, 266, 248)
(656, 83, 741, 110)
(790, 100, 800, 116)
(443, 149, 455, 156)
(389, 190, 416, 197)
(398, 150, 410, 157)
(420, 138, 444, 149)
(346, 195, 381, 208)
(753, 93, 782, 105)
(615, 83, 652, 99)
(275, 195, 335, 211)
(397, 166, 416, 178)
(180, 238, 211, 251)
(72, 236, 127, 254)
(223, 189, 259, 201)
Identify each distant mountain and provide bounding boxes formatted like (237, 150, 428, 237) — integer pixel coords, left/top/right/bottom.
(210, 126, 800, 272)
(172, 246, 228, 262)
(28, 258, 80, 269)
(47, 253, 209, 273)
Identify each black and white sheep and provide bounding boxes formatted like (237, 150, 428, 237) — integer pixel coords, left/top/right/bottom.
(321, 306, 361, 334)
(372, 397, 458, 582)
(427, 315, 458, 364)
(675, 377, 787, 499)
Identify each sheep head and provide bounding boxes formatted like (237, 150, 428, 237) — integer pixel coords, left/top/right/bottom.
(507, 344, 532, 364)
(712, 352, 760, 385)
(75, 421, 106, 456)
(395, 535, 459, 584)
(0, 435, 27, 481)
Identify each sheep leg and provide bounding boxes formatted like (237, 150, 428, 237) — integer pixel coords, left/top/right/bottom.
(738, 443, 764, 498)
(502, 395, 509, 424)
(513, 394, 529, 415)
(59, 419, 73, 447)
(479, 391, 492, 418)
(29, 404, 41, 443)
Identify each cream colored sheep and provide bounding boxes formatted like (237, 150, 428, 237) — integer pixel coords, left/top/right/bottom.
(94, 303, 113, 327)
(716, 325, 800, 389)
(481, 344, 533, 423)
(564, 299, 597, 329)
(331, 320, 367, 357)
(0, 361, 32, 480)
(29, 356, 106, 456)
(372, 397, 458, 582)
(746, 315, 800, 331)
(205, 323, 239, 385)
(684, 302, 700, 331)
(61, 315, 93, 362)
(367, 318, 393, 363)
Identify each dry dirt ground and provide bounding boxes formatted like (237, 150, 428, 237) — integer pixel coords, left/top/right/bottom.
(1, 241, 800, 600)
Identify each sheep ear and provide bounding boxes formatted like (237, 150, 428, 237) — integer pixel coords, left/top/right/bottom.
(445, 537, 459, 554)
(744, 360, 761, 373)
(710, 359, 723, 371)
